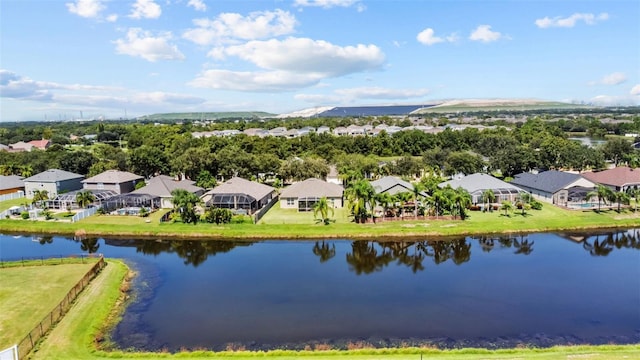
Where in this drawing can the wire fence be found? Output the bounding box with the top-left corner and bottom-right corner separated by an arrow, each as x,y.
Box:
12,256 -> 106,359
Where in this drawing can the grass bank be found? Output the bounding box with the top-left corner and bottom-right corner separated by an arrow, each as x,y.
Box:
0,260 -> 96,349
0,203 -> 638,240
29,260 -> 640,359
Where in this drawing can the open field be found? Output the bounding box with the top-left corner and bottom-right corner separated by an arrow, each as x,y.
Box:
28,260 -> 640,360
259,201 -> 351,224
0,261 -> 96,349
0,199 -> 638,239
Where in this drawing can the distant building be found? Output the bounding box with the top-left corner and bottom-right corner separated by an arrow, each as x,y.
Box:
581,166 -> 640,192
438,173 -> 526,204
0,175 -> 25,195
201,177 -> 276,214
132,175 -> 205,208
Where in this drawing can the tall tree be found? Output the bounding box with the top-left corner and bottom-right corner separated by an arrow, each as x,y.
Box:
586,184 -> 615,211
344,179 -> 376,223
313,197 -> 334,225
75,190 -> 95,209
481,189 -> 495,212
171,189 -> 202,224
450,187 -> 472,220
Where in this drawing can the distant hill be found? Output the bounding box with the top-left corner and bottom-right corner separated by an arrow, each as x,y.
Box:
139,112 -> 275,121
413,99 -> 593,113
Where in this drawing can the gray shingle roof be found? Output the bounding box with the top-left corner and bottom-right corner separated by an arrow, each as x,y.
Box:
511,170 -> 583,193
132,175 -> 203,197
0,175 -> 25,190
204,177 -> 275,201
370,176 -> 414,193
280,178 -> 344,198
439,173 -> 523,193
82,170 -> 143,184
24,169 -> 84,183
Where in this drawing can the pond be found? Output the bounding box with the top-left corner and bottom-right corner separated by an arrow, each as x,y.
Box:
0,230 -> 639,351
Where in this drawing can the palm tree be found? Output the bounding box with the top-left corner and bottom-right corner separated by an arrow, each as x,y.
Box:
32,190 -> 49,208
586,184 -> 615,211
427,188 -> 449,218
411,182 -> 426,217
613,191 -> 630,212
171,189 -> 202,224
344,179 -> 376,223
500,200 -> 514,216
313,197 -> 334,225
629,188 -> 640,212
76,190 -> 95,209
375,192 -> 395,219
450,187 -> 472,220
395,191 -> 413,218
517,192 -> 533,215
481,189 -> 495,212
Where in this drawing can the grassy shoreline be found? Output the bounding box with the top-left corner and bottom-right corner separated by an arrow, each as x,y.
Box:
1,205 -> 639,240
28,260 -> 640,359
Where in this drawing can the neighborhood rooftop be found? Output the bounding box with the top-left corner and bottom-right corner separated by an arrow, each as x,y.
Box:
280,178 -> 344,199
205,177 -> 275,201
23,169 -> 84,183
511,171 -> 585,194
82,170 -> 144,184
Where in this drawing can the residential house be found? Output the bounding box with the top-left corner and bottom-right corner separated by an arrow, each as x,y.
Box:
23,169 -> 84,199
581,166 -> 640,192
510,170 -> 596,206
82,170 -> 144,195
8,141 -> 34,152
132,175 -> 205,208
316,126 -> 331,134
28,139 -> 50,150
269,127 -> 288,137
201,177 -> 276,214
0,144 -> 9,151
326,166 -> 341,185
0,175 -> 25,195
438,173 -> 527,205
280,178 -> 344,211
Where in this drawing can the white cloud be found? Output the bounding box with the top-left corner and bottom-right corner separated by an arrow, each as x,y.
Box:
293,0 -> 363,10
183,9 -> 297,45
0,70 -> 205,117
601,72 -> 627,85
66,0 -> 105,18
469,25 -> 505,43
189,69 -> 324,91
129,0 -> 161,19
535,12 -> 609,28
106,14 -> 118,22
187,0 -> 207,12
220,37 -> 385,76
630,84 -> 640,96
192,37 -> 385,92
113,28 -> 185,62
589,72 -> 628,86
416,28 -> 458,46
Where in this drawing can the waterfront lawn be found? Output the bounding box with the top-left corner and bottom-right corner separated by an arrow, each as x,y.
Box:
31,260 -> 640,360
0,197 -> 27,212
0,201 -> 638,239
259,201 -> 351,224
0,262 -> 95,349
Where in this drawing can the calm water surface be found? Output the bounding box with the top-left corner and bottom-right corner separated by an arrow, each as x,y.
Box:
1,230 -> 639,350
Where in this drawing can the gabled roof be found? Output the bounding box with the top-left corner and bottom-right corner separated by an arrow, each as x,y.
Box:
9,141 -> 34,151
370,176 -> 414,193
511,170 -> 585,193
439,173 -> 524,193
0,175 -> 25,190
24,169 -> 84,183
28,139 -> 50,149
280,178 -> 344,198
82,170 -> 143,184
581,166 -> 640,188
132,175 -> 203,197
205,177 -> 275,200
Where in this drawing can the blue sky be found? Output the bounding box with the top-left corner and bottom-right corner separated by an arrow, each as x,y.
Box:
1,0 -> 639,121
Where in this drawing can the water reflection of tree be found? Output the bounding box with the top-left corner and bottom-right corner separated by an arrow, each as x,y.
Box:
80,238 -> 100,253
312,241 -> 336,263
513,236 -> 534,255
103,239 -> 253,267
38,235 -> 53,245
345,238 -> 471,275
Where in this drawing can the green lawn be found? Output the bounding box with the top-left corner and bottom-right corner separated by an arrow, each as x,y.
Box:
0,199 -> 638,239
0,197 -> 27,212
259,201 -> 351,224
0,261 -> 96,349
30,260 -> 640,360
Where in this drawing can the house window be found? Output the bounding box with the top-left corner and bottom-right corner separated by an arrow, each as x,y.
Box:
286,198 -> 294,206
97,183 -> 104,190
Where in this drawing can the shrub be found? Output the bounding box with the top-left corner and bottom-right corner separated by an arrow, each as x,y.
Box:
203,208 -> 233,224
231,214 -> 253,224
21,211 -> 29,219
531,200 -> 543,210
139,207 -> 149,217
469,205 -> 481,211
